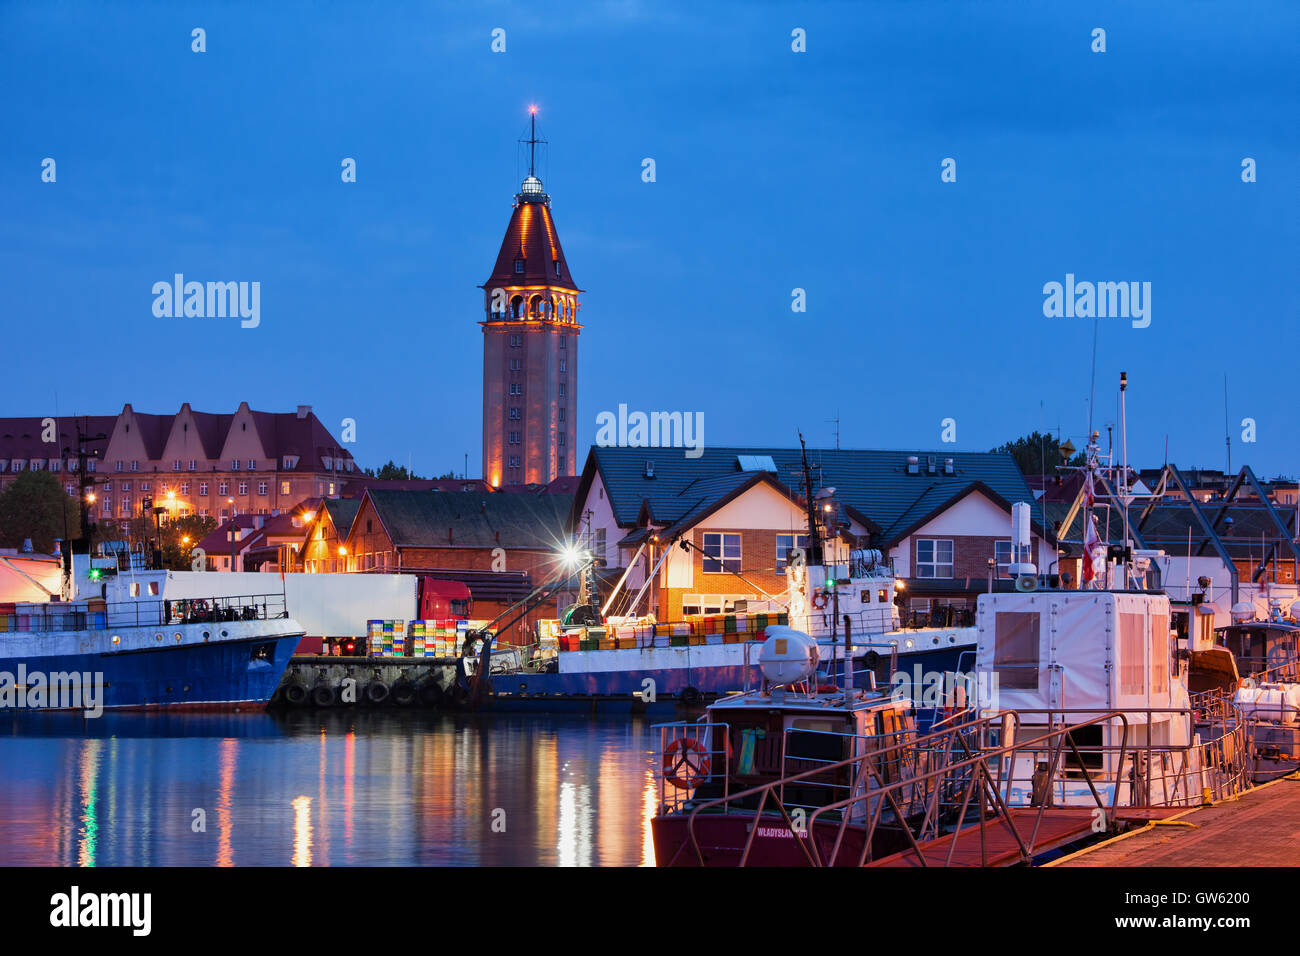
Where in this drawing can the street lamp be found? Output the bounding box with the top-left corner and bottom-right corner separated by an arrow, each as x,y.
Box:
227,497 -> 236,571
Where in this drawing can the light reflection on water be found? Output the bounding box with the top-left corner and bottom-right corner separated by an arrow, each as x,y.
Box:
0,710 -> 659,867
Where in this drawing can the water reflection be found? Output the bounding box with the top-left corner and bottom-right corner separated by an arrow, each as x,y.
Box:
0,711 -> 659,866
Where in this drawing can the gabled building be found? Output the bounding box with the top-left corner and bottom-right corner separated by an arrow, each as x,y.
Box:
571,446 -> 1052,622
0,403 -> 354,523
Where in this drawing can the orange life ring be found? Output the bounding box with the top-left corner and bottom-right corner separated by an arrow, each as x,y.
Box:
663,737 -> 711,789
812,590 -> 829,610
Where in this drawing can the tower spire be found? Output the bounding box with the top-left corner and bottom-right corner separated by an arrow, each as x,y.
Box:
517,105 -> 548,202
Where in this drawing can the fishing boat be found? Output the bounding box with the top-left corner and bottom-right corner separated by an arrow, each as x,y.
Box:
481,440 -> 976,710
0,546 -> 303,712
649,624 -> 935,865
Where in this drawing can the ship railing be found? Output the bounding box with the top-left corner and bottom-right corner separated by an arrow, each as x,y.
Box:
680,705 -> 1256,865
984,708 -> 1254,811
677,710 -> 1027,867
654,721 -> 732,816
8,594 -> 289,633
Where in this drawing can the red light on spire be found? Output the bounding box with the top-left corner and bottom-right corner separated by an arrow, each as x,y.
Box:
529,104 -> 538,114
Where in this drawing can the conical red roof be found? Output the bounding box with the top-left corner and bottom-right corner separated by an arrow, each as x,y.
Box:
482,186 -> 579,292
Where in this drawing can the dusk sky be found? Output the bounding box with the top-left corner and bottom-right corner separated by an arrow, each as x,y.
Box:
3,1 -> 1296,478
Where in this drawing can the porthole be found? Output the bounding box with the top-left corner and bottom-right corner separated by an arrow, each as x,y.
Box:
155,633 -> 164,642
174,633 -> 183,643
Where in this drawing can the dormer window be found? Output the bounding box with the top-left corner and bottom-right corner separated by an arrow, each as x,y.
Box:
513,258 -> 525,275
553,259 -> 562,277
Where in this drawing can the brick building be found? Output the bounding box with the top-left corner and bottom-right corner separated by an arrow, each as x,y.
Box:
300,489 -> 576,641
0,403 -> 354,523
479,113 -> 581,488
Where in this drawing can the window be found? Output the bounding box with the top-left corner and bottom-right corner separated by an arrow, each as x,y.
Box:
231,460 -> 240,470
1151,612 -> 1171,692
248,460 -> 256,470
559,334 -> 566,349
588,527 -> 606,563
510,334 -> 522,348
994,541 -> 1012,578
86,460 -> 95,472
199,482 -> 208,496
993,611 -> 1039,690
11,461 -> 23,473
559,359 -> 567,373
509,408 -> 521,420
558,408 -> 565,422
508,455 -> 520,468
702,532 -> 741,573
280,481 -> 290,495
776,533 -> 810,573
238,482 -> 248,495
130,460 -> 138,472
49,460 -> 59,473
219,481 -> 228,495
258,481 -> 267,495
509,359 -> 521,371
508,431 -> 520,445
140,481 -> 150,491
188,460 -> 196,471
509,383 -> 522,396
554,260 -> 562,278
104,481 -> 112,491
915,539 -> 954,578
173,459 -> 182,470
559,384 -> 566,399
513,258 -> 524,274
121,481 -> 130,492
179,482 -> 189,495
558,433 -> 565,446
115,461 -> 123,472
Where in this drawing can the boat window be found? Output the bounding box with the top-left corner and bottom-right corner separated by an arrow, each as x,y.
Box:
993,612 -> 1039,690
1119,612 -> 1146,695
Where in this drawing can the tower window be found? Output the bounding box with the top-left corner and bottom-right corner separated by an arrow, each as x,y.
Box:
559,359 -> 567,373
553,259 -> 562,277
509,359 -> 521,371
509,408 -> 521,420
514,258 -> 524,274
559,384 -> 566,398
510,334 -> 522,347
558,408 -> 565,422
559,335 -> 566,349
509,383 -> 522,396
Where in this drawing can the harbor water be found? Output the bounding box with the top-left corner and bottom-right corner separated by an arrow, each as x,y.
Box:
0,712 -> 660,866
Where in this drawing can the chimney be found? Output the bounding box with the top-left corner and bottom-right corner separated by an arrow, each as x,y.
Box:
296,405 -> 311,419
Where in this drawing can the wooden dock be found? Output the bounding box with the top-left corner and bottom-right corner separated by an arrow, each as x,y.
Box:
1049,774 -> 1300,867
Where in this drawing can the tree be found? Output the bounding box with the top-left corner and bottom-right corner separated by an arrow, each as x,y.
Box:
104,513 -> 218,571
0,470 -> 81,553
363,460 -> 426,481
991,431 -> 1086,477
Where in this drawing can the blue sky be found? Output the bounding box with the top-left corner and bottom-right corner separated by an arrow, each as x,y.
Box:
2,0 -> 1296,477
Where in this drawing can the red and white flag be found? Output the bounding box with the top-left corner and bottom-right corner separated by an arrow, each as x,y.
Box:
1083,468 -> 1096,509
1082,514 -> 1102,585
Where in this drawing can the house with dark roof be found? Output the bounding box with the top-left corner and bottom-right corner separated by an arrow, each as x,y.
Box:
299,498 -> 362,574
571,445 -> 1051,620
0,403 -> 355,525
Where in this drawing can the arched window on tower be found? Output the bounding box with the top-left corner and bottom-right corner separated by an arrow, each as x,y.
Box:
529,294 -> 543,317
510,295 -> 524,318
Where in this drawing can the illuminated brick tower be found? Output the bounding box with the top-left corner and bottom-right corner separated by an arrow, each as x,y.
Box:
481,108 -> 581,487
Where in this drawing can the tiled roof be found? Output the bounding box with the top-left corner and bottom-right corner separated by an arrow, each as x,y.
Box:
322,498 -> 362,539
577,446 -> 1041,547
483,197 -> 579,292
364,490 -> 573,550
0,416 -> 117,461
339,477 -> 492,497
